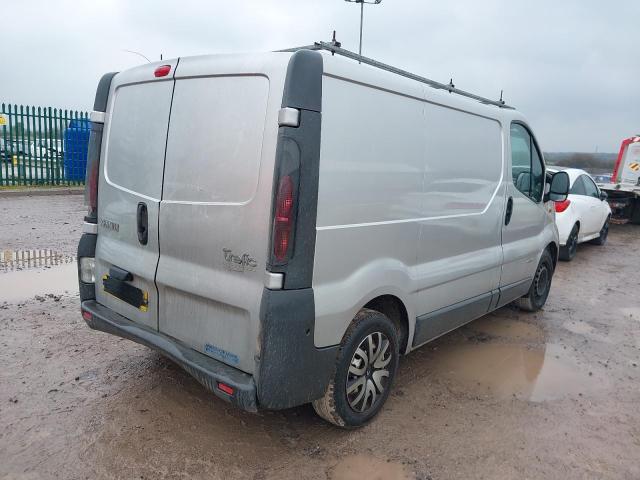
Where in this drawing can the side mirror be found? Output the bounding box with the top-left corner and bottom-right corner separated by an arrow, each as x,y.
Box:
599,190 -> 608,201
545,171 -> 569,202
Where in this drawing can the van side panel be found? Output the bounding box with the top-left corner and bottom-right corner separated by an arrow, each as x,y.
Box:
413,105 -> 504,324
313,71 -> 504,350
313,75 -> 423,348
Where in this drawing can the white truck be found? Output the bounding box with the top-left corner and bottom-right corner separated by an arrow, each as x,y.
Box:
596,136 -> 640,224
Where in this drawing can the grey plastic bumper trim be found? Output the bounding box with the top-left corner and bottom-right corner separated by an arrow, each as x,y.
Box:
81,300 -> 258,412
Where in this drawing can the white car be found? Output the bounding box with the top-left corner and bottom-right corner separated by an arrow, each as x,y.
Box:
549,168 -> 611,261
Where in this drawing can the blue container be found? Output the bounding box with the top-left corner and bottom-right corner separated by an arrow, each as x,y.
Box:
63,118 -> 91,182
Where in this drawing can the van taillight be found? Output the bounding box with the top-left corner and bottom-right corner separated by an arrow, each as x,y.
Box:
85,117 -> 104,222
87,159 -> 99,218
555,199 -> 571,213
273,175 -> 294,261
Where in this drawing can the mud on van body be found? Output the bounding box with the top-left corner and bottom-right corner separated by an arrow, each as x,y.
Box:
78,48 -> 569,427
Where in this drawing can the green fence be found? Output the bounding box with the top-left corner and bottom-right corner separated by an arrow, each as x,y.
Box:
0,103 -> 90,187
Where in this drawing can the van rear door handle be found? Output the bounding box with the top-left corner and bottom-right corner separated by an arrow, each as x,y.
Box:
136,202 -> 148,245
505,196 -> 514,226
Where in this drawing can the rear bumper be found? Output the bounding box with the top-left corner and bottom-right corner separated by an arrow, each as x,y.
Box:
81,300 -> 258,412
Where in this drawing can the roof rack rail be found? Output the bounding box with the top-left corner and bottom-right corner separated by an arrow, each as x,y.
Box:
279,40 -> 514,110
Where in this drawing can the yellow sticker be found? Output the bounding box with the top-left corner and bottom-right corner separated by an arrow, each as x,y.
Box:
0,115 -> 7,126
140,291 -> 149,312
630,162 -> 640,172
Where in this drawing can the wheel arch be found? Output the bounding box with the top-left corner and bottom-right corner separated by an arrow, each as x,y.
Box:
362,295 -> 410,354
545,241 -> 558,269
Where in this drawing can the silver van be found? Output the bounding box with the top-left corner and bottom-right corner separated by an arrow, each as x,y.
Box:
77,43 -> 570,427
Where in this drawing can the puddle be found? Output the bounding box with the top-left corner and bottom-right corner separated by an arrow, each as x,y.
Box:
1,249 -> 74,271
430,343 -> 601,402
331,455 -> 410,480
0,249 -> 78,302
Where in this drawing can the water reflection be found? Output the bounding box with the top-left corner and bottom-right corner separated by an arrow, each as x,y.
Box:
427,317 -> 605,401
0,249 -> 74,272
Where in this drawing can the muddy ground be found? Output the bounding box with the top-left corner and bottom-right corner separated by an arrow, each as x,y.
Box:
0,194 -> 639,479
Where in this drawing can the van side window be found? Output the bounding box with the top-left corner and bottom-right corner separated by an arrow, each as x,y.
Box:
510,124 -> 544,202
531,144 -> 544,201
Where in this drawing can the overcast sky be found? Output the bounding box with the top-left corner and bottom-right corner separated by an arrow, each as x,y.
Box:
1,0 -> 637,152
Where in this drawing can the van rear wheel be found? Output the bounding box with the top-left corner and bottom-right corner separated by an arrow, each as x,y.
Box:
312,309 -> 399,428
514,249 -> 554,312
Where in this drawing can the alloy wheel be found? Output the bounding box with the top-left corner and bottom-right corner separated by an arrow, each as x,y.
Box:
346,331 -> 392,413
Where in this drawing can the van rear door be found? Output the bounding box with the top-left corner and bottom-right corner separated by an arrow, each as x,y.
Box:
94,62 -> 177,330
155,57 -> 276,375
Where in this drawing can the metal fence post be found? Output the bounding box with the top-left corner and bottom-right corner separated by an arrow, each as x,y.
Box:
8,104 -> 16,185
37,107 -> 44,183
0,103 -> 5,186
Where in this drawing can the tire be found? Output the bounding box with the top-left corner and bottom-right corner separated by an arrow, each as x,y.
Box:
312,309 -> 399,428
589,217 -> 609,246
559,224 -> 579,261
514,249 -> 555,312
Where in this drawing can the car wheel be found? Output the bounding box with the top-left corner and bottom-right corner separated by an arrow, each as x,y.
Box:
589,217 -> 609,246
559,224 -> 579,261
515,249 -> 554,312
312,309 -> 399,428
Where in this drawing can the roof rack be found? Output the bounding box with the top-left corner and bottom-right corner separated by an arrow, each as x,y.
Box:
279,40 -> 514,110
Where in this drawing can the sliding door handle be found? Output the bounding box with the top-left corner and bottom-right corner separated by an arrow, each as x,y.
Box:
136,202 -> 148,245
505,197 -> 514,226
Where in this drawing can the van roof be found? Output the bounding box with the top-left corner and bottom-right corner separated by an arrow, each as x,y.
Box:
123,46 -> 527,127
